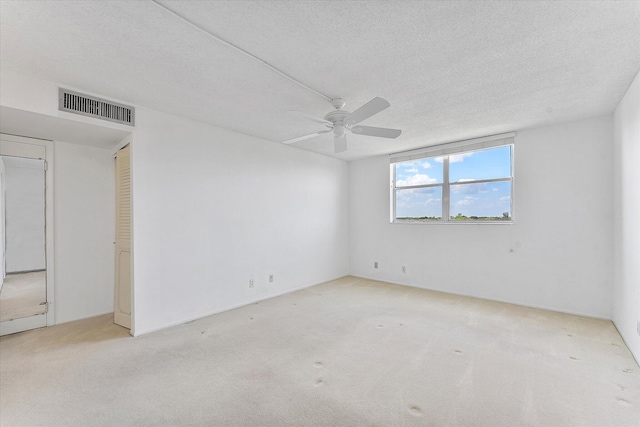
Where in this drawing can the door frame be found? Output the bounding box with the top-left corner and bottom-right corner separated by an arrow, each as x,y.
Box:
0,133 -> 55,334
113,141 -> 132,331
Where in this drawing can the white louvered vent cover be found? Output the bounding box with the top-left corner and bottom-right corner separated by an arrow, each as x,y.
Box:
59,88 -> 135,126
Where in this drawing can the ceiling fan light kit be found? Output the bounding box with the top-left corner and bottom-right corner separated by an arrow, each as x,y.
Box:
284,97 -> 402,153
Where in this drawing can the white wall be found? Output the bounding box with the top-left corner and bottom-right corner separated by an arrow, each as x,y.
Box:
0,157 -> 4,288
0,70 -> 349,334
131,108 -> 350,335
54,141 -> 115,323
1,70 -> 625,346
350,115 -> 614,318
3,157 -> 45,272
613,70 -> 640,363
0,70 -> 131,136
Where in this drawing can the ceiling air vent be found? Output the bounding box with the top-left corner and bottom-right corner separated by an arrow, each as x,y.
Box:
59,88 -> 135,126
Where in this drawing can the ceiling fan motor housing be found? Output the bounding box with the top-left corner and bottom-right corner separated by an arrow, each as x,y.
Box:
282,96 -> 400,152
324,110 -> 350,127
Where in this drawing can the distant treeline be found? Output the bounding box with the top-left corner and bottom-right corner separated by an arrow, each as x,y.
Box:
397,212 -> 511,222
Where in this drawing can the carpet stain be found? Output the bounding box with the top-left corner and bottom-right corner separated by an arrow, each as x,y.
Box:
408,405 -> 423,417
622,368 -> 633,373
616,397 -> 630,406
377,325 -> 383,328
314,362 -> 323,368
315,378 -> 324,386
566,333 -> 574,337
569,356 -> 578,361
454,349 -> 463,355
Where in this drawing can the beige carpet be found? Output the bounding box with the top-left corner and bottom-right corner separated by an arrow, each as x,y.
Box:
0,276 -> 638,426
0,271 -> 46,322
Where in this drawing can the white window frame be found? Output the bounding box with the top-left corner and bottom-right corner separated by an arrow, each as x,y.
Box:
390,132 -> 515,224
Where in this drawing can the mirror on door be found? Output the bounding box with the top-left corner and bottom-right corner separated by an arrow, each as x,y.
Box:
0,155 -> 47,324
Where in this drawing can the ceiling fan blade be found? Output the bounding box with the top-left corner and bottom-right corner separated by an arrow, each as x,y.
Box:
351,125 -> 402,139
286,110 -> 333,126
283,130 -> 331,145
344,97 -> 390,125
334,133 -> 347,153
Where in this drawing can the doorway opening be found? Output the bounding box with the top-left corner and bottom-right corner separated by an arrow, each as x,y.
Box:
0,135 -> 53,335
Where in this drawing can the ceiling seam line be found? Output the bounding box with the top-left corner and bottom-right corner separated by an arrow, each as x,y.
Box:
150,0 -> 332,103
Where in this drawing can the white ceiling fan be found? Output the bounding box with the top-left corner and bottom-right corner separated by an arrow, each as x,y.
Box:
283,97 -> 402,153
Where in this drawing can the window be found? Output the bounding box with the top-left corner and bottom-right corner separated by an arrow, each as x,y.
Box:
391,134 -> 514,223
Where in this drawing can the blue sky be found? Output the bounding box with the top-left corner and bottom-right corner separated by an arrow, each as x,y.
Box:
395,146 -> 512,219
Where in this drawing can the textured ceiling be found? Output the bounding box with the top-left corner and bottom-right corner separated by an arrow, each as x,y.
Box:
1,1 -> 638,161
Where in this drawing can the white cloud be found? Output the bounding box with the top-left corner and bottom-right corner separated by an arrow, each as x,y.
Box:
456,178 -> 475,183
397,187 -> 438,200
396,194 -> 441,216
455,196 -> 478,206
451,183 -> 487,194
399,160 -> 431,170
397,174 -> 437,187
435,153 -> 473,163
450,153 -> 474,163
425,197 -> 441,205
396,192 -> 412,203
499,196 -> 511,202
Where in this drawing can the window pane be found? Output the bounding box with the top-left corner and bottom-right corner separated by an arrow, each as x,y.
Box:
395,187 -> 442,220
395,157 -> 443,187
449,145 -> 512,183
449,181 -> 512,221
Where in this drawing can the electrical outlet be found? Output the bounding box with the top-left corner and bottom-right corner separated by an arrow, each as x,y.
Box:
269,274 -> 274,283
402,266 -> 406,273
249,279 -> 254,288
374,262 -> 378,269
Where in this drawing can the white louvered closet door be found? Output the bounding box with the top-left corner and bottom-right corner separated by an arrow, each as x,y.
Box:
114,145 -> 131,329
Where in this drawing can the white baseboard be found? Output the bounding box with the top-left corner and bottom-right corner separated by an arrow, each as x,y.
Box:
351,274 -> 612,321
132,277 -> 344,337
